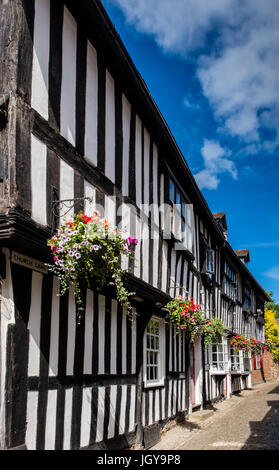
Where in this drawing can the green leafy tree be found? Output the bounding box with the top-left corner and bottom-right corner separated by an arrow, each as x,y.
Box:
265,291 -> 279,319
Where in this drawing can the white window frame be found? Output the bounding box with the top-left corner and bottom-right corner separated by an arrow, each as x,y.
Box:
209,338 -> 228,374
230,347 -> 244,373
243,354 -> 252,372
143,316 -> 165,388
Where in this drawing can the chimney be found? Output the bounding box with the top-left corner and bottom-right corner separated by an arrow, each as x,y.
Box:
235,249 -> 250,266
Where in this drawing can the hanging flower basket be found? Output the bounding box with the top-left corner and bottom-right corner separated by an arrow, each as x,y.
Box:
203,318 -> 228,348
163,295 -> 227,346
47,211 -> 138,321
231,335 -> 275,356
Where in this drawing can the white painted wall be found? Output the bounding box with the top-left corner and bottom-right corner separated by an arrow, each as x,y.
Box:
31,134 -> 47,226
84,42 -> 98,166
31,0 -> 50,120
105,70 -> 115,183
59,159 -> 74,222
61,6 -> 77,146
122,94 -> 131,197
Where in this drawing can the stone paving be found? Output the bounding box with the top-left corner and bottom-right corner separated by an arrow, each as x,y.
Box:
151,379 -> 279,450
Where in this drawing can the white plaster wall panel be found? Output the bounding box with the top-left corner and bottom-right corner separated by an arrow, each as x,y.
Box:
49,276 -> 60,377
153,144 -> 159,225
143,128 -> 150,214
105,194 -> 116,227
176,255 -> 182,292
152,232 -> 159,288
96,387 -> 105,442
131,309 -> 137,374
129,385 -> 136,432
61,6 -> 77,146
119,203 -> 131,271
119,385 -> 127,434
63,388 -> 73,449
26,391 -> 39,450
133,215 -> 141,278
122,94 -> 131,197
148,390 -> 152,425
28,271 -> 43,376
44,390 -> 57,450
31,0 -> 50,120
83,289 -> 94,374
154,389 -> 160,423
98,295 -> 106,375
66,286 -> 76,376
84,42 -> 98,166
31,134 -> 47,226
141,391 -> 145,427
107,385 -> 117,439
169,325 -> 173,372
173,329 -> 177,371
80,387 -> 92,448
60,159 -> 74,222
122,307 -> 127,374
170,249 -> 176,297
161,389 -> 166,420
84,180 -> 96,215
0,249 -> 15,449
142,221 -> 149,283
110,299 -> 118,375
135,115 -> 142,207
168,380 -> 172,417
161,241 -> 168,294
105,70 -> 115,183
183,260 -> 188,296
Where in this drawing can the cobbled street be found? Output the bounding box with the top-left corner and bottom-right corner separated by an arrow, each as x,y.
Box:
152,380 -> 279,450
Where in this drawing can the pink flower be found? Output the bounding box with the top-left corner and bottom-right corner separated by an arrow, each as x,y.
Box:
54,256 -> 58,262
180,326 -> 185,329
191,318 -> 195,322
186,313 -> 190,318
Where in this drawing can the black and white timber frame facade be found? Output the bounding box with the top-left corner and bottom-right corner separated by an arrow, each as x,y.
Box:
0,0 -> 268,450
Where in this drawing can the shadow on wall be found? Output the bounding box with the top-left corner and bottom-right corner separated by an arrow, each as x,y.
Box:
241,385 -> 279,450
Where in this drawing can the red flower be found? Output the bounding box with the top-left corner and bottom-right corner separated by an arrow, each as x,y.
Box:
80,214 -> 92,224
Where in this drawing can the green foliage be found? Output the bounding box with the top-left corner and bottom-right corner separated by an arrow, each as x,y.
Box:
164,295 -> 227,346
265,308 -> 279,361
265,291 -> 279,319
203,318 -> 228,348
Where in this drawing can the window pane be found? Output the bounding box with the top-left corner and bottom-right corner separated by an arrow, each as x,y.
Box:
169,179 -> 174,203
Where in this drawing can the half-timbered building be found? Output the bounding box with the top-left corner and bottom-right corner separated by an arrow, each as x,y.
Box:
0,0 -> 268,450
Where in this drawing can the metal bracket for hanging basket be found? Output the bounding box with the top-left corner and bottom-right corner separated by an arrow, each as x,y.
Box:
50,186 -> 93,233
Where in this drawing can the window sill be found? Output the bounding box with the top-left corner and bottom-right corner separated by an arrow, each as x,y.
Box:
210,371 -> 227,376
143,381 -> 165,391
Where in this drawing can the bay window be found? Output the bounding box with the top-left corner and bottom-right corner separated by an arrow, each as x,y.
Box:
168,177 -> 194,252
210,340 -> 228,373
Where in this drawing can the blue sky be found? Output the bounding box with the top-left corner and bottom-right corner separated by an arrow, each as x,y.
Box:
102,0 -> 279,303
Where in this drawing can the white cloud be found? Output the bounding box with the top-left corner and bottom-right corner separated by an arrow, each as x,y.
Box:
111,0 -> 279,152
110,0 -> 235,55
264,266 -> 279,280
194,139 -> 237,189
